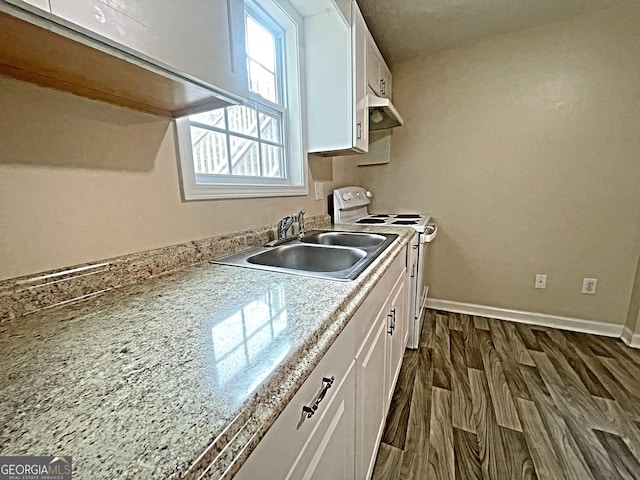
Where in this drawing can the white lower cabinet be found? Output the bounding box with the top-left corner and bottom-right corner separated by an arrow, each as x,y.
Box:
287,362 -> 356,480
385,273 -> 407,408
235,247 -> 408,480
235,318 -> 356,480
355,310 -> 388,480
355,258 -> 407,479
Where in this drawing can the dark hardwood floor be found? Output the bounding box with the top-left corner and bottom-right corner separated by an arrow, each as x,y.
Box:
372,310 -> 640,480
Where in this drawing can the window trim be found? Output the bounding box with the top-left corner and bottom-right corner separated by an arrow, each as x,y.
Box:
175,0 -> 307,201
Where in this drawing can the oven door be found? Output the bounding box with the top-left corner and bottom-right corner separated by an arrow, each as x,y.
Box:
406,231 -> 420,349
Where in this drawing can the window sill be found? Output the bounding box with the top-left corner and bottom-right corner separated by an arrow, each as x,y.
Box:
180,182 -> 308,201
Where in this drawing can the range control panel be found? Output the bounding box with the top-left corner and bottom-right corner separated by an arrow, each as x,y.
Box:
332,186 -> 372,210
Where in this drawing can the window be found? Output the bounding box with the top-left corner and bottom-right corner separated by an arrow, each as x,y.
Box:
176,0 -> 306,200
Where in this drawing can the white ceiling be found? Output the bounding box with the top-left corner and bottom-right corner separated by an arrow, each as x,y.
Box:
356,0 -> 632,65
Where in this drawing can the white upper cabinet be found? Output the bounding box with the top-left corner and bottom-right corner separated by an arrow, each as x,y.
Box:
14,0 -> 49,11
352,2 -> 369,151
301,0 -> 368,155
0,0 -> 249,116
366,30 -> 392,99
379,58 -> 392,99
366,36 -> 379,94
48,0 -> 249,100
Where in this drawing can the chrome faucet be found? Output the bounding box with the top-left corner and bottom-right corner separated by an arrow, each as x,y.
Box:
277,215 -> 296,240
267,209 -> 307,247
297,209 -> 306,238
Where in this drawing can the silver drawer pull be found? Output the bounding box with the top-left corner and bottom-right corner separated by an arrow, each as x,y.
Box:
303,376 -> 335,419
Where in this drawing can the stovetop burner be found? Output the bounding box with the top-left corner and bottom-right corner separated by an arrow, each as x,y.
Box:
393,220 -> 419,225
332,186 -> 431,233
356,218 -> 386,224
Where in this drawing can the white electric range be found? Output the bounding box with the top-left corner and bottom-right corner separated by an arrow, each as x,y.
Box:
332,186 -> 437,349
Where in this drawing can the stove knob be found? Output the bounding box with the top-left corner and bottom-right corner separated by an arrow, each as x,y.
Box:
365,190 -> 373,198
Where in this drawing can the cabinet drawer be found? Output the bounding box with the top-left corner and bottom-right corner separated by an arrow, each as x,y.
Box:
235,320 -> 355,480
286,362 -> 355,480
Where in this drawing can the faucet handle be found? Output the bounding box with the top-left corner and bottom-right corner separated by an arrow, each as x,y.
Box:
297,209 -> 306,238
278,215 -> 295,240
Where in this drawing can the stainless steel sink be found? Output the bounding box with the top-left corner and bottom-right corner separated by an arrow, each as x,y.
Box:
299,231 -> 387,248
212,230 -> 398,281
248,244 -> 366,272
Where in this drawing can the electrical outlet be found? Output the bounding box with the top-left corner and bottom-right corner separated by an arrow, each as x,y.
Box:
314,182 -> 324,200
535,274 -> 547,289
582,278 -> 598,295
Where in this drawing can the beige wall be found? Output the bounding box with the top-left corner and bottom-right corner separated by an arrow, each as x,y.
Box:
356,4 -> 640,325
0,78 -> 355,280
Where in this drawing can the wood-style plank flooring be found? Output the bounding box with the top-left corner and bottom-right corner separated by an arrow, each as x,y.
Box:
372,310 -> 640,480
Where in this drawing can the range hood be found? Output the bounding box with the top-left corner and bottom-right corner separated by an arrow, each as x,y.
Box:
368,93 -> 404,131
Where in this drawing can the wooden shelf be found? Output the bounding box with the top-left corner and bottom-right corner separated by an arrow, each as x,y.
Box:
0,4 -> 239,118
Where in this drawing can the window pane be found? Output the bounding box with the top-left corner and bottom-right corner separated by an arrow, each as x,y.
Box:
189,109 -> 225,129
259,110 -> 281,143
261,144 -> 284,178
248,59 -> 277,103
190,127 -> 229,175
227,105 -> 258,137
230,136 -> 261,176
246,15 -> 276,72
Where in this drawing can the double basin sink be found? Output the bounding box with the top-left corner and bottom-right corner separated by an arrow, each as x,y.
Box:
213,230 -> 398,281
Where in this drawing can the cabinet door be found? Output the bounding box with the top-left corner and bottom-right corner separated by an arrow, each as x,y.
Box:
379,58 -> 392,99
304,4 -> 352,154
406,236 -> 419,348
13,0 -> 50,11
355,308 -> 388,480
386,273 -> 407,406
49,0 -> 248,99
49,0 -> 156,53
287,362 -> 356,480
351,0 -> 368,151
235,320 -> 355,480
156,0 -> 249,97
366,33 -> 380,95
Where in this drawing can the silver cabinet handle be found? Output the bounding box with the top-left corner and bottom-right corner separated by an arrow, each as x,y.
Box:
356,122 -> 362,140
387,309 -> 396,335
302,376 -> 335,419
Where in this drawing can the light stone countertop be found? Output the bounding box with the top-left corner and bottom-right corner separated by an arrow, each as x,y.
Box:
0,225 -> 415,479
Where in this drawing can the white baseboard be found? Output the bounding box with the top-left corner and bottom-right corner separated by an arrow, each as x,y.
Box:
621,326 -> 640,349
426,298 -> 625,338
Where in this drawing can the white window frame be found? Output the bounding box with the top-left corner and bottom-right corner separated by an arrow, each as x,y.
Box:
176,0 -> 307,200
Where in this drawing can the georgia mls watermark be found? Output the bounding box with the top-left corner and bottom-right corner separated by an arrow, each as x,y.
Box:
0,456 -> 72,480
